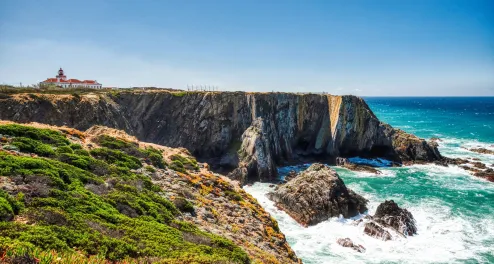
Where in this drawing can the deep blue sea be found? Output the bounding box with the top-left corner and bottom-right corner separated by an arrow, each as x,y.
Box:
245,97 -> 494,264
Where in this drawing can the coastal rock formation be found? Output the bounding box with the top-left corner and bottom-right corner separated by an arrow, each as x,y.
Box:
267,163 -> 368,226
374,200 -> 417,236
0,91 -> 443,184
363,221 -> 393,241
363,200 -> 417,240
336,238 -> 366,253
228,118 -> 277,183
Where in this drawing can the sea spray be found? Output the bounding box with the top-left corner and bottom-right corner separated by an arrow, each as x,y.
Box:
245,162 -> 494,263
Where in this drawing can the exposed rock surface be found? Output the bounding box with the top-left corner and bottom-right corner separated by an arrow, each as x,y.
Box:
363,200 -> 417,240
0,91 -> 443,184
469,148 -> 494,155
363,221 -> 393,241
228,118 -> 277,183
267,163 -> 368,226
336,238 -> 366,253
374,200 -> 417,236
336,157 -> 382,174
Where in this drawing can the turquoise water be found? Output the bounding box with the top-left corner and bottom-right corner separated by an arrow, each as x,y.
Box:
245,97 -> 494,264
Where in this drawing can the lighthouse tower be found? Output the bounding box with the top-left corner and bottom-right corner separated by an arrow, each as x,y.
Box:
56,68 -> 67,82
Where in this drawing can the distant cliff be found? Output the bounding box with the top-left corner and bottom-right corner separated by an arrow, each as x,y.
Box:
0,90 -> 442,183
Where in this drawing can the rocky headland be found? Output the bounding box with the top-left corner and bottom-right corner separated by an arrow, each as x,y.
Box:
0,90 -> 443,185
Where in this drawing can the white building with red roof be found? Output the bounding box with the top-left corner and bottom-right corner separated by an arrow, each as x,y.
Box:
40,68 -> 102,89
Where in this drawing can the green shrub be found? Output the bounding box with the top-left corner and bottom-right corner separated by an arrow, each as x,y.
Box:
11,137 -> 56,157
173,197 -> 195,214
90,148 -> 141,170
56,146 -> 74,154
224,191 -> 243,202
74,149 -> 90,156
143,148 -> 167,169
172,91 -> 187,97
170,154 -> 199,171
69,143 -> 83,150
0,197 -> 14,221
95,135 -> 135,150
0,124 -> 70,146
145,166 -> 156,173
170,160 -> 186,174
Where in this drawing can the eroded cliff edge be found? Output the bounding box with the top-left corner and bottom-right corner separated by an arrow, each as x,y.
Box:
0,91 -> 442,183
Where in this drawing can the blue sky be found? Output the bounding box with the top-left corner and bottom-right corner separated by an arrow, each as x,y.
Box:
1,0 -> 493,96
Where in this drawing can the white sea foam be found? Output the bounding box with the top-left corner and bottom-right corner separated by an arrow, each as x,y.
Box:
244,138 -> 494,264
245,180 -> 494,264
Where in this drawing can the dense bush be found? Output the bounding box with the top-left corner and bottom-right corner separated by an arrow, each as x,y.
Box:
0,124 -> 70,146
0,125 -> 249,263
90,148 -> 142,170
95,135 -> 167,169
170,160 -> 187,174
11,137 -> 56,157
170,154 -> 199,171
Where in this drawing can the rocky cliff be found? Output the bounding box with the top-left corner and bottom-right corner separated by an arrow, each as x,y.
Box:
0,121 -> 299,263
0,90 -> 442,183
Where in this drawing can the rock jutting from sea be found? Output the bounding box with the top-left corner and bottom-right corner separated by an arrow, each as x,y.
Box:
0,90 -> 443,184
267,163 -> 368,226
362,200 -> 417,241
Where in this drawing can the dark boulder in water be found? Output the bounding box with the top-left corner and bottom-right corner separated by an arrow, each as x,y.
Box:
374,200 -> 417,236
336,238 -> 366,253
267,163 -> 368,226
363,221 -> 392,241
364,200 -> 417,240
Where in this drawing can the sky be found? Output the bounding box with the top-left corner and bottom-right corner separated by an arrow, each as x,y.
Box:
0,0 -> 493,96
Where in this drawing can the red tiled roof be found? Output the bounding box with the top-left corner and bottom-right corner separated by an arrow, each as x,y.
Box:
42,75 -> 100,85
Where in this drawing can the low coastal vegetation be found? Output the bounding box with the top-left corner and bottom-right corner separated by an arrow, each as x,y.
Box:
0,124 -> 249,263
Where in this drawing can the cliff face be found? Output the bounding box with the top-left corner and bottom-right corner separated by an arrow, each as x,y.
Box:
0,91 -> 442,183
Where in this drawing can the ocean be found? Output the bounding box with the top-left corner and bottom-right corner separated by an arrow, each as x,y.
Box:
244,97 -> 494,264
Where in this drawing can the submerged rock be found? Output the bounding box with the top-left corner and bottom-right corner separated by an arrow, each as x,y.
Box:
469,148 -> 494,155
267,163 -> 368,226
336,238 -> 366,253
473,168 -> 494,182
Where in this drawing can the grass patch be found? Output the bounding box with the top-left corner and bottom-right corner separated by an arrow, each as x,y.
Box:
170,154 -> 199,171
